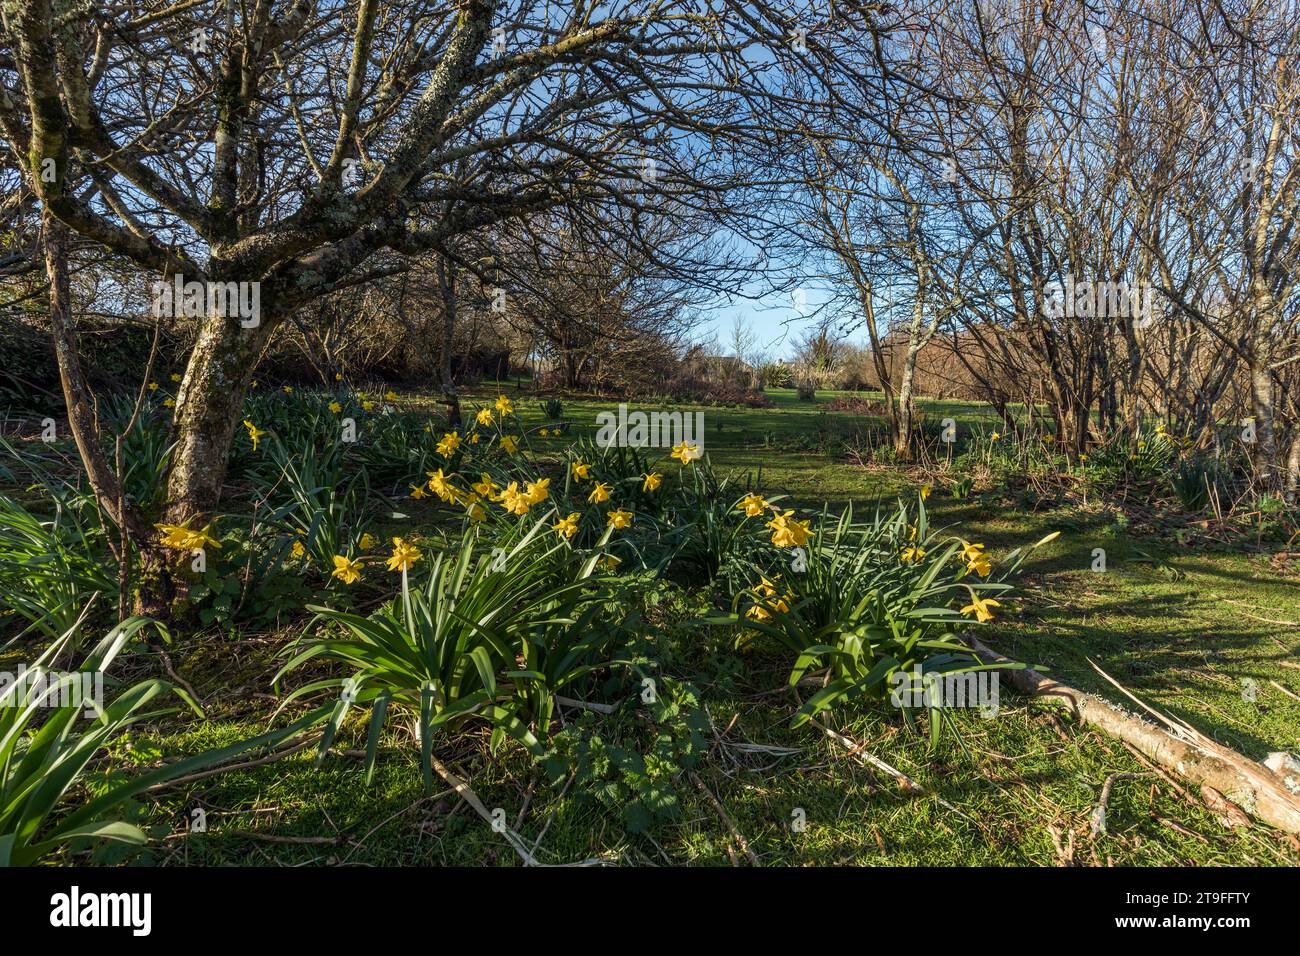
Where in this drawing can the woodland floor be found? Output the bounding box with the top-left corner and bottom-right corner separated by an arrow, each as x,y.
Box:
8,386 -> 1299,866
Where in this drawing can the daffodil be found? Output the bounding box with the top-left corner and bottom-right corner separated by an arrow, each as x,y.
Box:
500,435 -> 519,454
163,398 -> 175,408
291,540 -> 306,559
467,501 -> 487,521
437,431 -> 461,456
524,477 -> 551,504
439,427 -> 463,450
642,472 -> 663,492
170,373 -> 181,382
386,537 -> 422,572
362,400 -> 375,412
473,473 -> 499,498
155,520 -> 222,552
766,510 -> 811,548
385,390 -> 398,402
359,532 -> 376,551
148,382 -> 159,392
553,512 -> 581,539
900,545 -> 926,563
588,482 -> 612,504
960,540 -> 991,576
328,401 -> 342,413
737,493 -> 768,517
331,555 -> 363,584
410,483 -> 428,500
243,419 -> 266,451
571,460 -> 592,481
671,440 -> 702,464
495,395 -> 514,416
920,484 -> 932,501
334,373 -> 343,381
607,508 -> 633,529
961,595 -> 1001,623
476,407 -> 494,426
990,431 -> 1000,441
496,481 -> 532,515
283,385 -> 293,394
538,428 -> 549,437
469,433 -> 479,444
425,468 -> 457,503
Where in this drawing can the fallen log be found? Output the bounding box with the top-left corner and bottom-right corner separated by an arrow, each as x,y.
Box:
968,638 -> 1300,835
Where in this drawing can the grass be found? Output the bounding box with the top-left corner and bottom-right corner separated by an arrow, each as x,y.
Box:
7,386 -> 1299,866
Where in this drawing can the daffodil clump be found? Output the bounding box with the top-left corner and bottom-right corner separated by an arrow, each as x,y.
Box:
723,501 -> 1059,739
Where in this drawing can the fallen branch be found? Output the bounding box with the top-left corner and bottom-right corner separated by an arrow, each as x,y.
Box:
969,638 -> 1300,835
427,753 -> 540,866
1091,772 -> 1141,836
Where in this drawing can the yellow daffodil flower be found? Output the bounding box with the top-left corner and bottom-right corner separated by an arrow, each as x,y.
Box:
437,431 -> 462,456
425,469 -> 457,503
495,395 -> 513,416
386,537 -> 422,572
155,520 -> 222,552
496,481 -> 532,515
477,408 -> 494,426
737,493 -> 768,517
607,508 -> 633,529
553,512 -> 581,539
500,435 -> 519,454
961,595 -> 1001,623
671,440 -> 702,464
571,460 -> 592,481
243,419 -> 266,451
766,510 -> 811,548
588,482 -> 612,504
524,478 -> 551,504
331,555 -> 363,584
642,472 -> 662,492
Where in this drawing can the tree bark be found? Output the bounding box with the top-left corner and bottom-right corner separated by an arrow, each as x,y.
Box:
165,306 -> 270,525
42,209 -> 168,615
